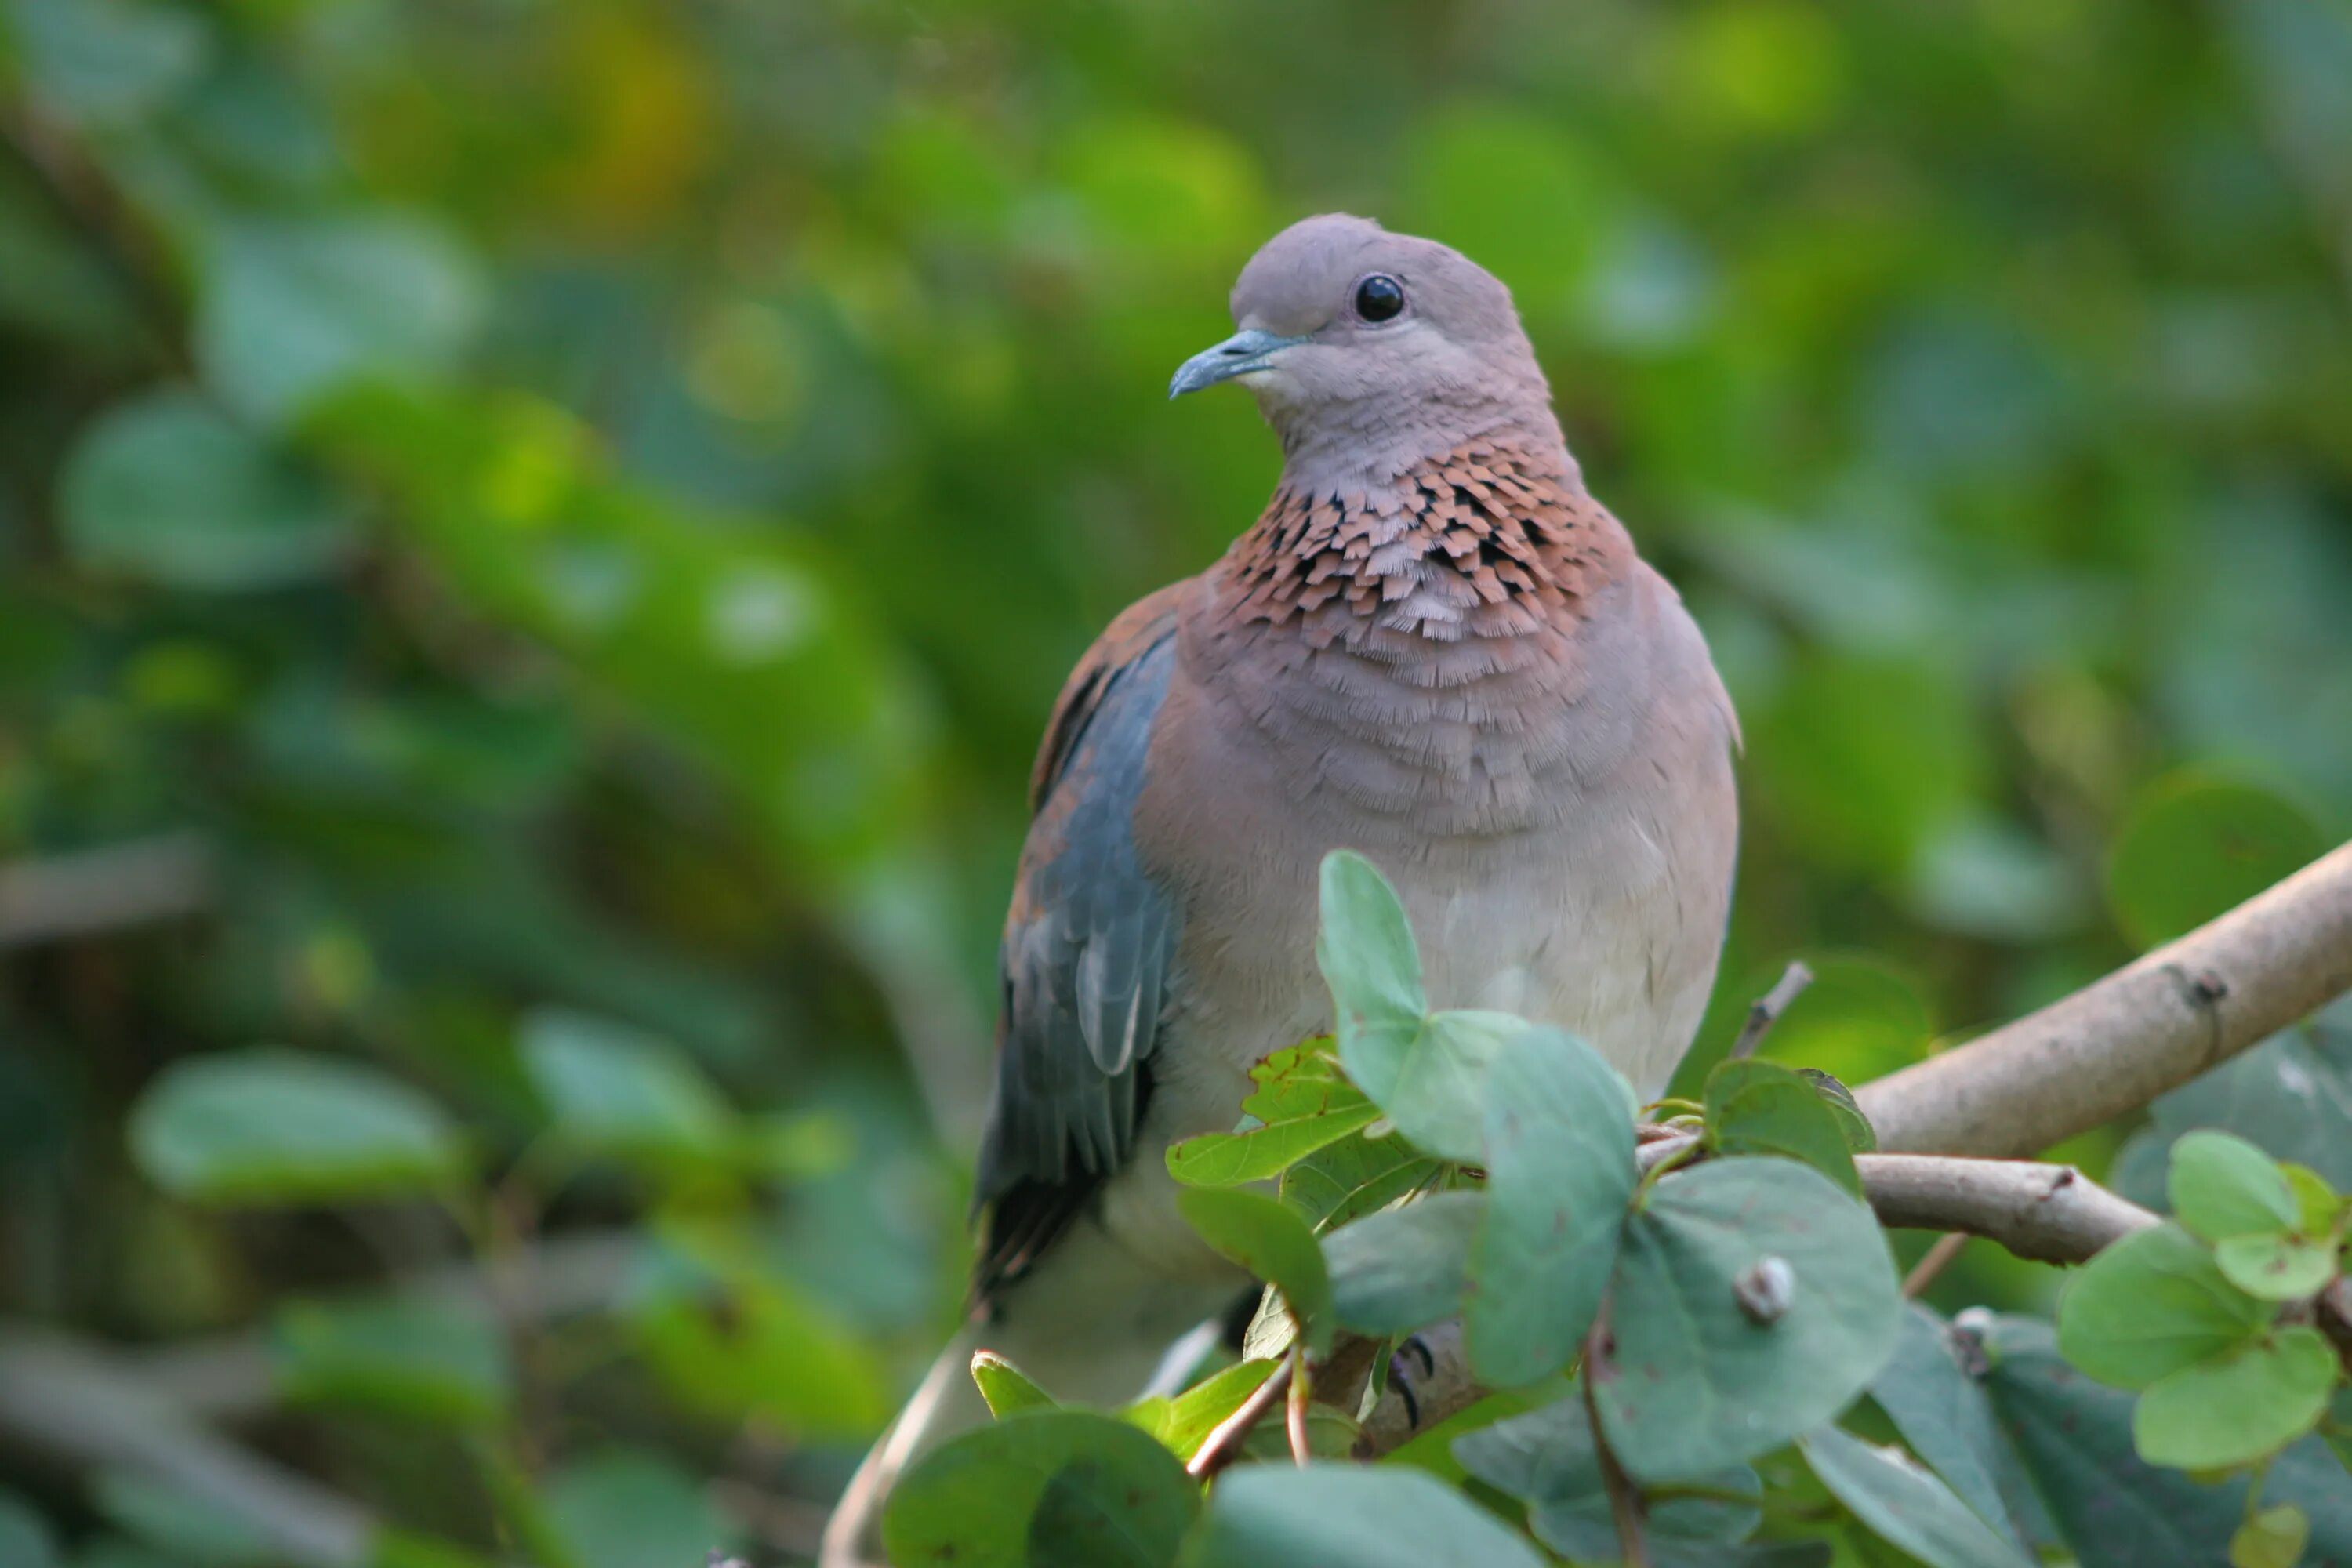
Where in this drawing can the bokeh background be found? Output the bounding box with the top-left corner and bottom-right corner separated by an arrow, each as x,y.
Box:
3,0 -> 2350,1563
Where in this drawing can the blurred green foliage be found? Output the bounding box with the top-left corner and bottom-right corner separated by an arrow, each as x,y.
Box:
1,0 -> 2348,1563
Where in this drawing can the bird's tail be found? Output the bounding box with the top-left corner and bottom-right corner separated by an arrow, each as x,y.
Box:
818,1321 -> 989,1568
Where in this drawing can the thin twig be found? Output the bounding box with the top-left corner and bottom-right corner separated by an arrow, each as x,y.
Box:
1728,960 -> 1815,1060
1285,1345 -> 1312,1466
1902,1232 -> 1970,1298
1582,1316 -> 1647,1568
1185,1358 -> 1292,1480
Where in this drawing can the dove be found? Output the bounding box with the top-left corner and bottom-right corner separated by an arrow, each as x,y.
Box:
822,213 -> 1738,1566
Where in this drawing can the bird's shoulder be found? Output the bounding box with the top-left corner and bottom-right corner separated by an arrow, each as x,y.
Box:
1026,577 -> 1199,813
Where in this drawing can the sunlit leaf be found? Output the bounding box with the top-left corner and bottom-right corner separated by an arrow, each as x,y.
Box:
129,1049 -> 465,1205
2055,1224 -> 2272,1390
2132,1326 -> 2336,1470
1177,1187 -> 1333,1355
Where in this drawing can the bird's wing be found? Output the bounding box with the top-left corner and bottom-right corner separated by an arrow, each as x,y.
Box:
972,582 -> 1190,1303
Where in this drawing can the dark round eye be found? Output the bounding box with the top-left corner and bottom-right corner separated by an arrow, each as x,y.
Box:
1353,274 -> 1406,323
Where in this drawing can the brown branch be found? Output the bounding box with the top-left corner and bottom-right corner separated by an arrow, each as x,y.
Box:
1728,960 -> 1815,1061
1857,840 -> 2352,1158
0,832 -> 213,949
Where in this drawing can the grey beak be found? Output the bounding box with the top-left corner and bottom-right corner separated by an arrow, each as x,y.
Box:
1168,328 -> 1310,399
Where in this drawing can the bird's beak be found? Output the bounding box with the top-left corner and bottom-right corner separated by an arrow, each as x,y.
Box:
1168,328 -> 1310,399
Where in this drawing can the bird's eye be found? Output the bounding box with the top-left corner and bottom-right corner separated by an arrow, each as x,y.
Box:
1353,274 -> 1406,323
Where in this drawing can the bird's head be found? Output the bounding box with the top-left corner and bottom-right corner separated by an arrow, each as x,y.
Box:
1170,213 -> 1562,482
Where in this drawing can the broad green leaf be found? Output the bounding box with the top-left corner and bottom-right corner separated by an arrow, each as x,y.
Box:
1314,852 -> 1518,1160
1177,1188 -> 1333,1355
1281,1128 -> 1442,1234
1315,850 -> 1426,1025
0,1490 -> 56,1568
2149,1020 -> 2352,1190
1798,1068 -> 1878,1152
1454,1392 -> 1763,1562
1798,1425 -> 2032,1568
971,1352 -> 1056,1418
2056,1224 -> 2274,1389
1704,1057 -> 1863,1196
2169,1130 -> 2299,1242
1154,1360 -> 1276,1461
1465,1028 -> 1637,1386
1323,1190 -> 1482,1335
273,1298 -> 508,1426
626,1223 -> 891,1438
885,1410 -> 1198,1568
2283,1163 -> 2347,1239
1175,1462 -> 1542,1568
2132,1326 -> 2336,1470
543,1450 -> 728,1568
5,0 -> 209,128
1867,1306 -> 2019,1544
1976,1312 -> 2352,1567
60,391 -> 353,590
2105,773 -> 2326,951
1595,1157 -> 1903,1480
1167,1050 -> 1379,1186
2215,1232 -> 2339,1301
129,1049 -> 465,1204
1356,1009 -> 1526,1163
520,1008 -> 738,1168
2234,1504 -> 2310,1568
197,214 -> 484,427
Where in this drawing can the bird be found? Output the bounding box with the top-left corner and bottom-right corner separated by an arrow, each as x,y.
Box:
820,212 -> 1739,1566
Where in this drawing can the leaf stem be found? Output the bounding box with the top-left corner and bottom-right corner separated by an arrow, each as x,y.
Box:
1285,1343 -> 1313,1465
1581,1317 -> 1648,1568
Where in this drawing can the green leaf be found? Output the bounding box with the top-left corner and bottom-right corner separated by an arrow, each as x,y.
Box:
1177,1187 -> 1334,1356
2233,1504 -> 2310,1568
1454,1392 -> 1765,1562
1867,1305 -> 2019,1544
2215,1232 -> 2339,1301
1975,1314 -> 2352,1567
971,1352 -> 1056,1418
2056,1224 -> 2274,1389
2282,1163 -> 2346,1239
1595,1157 -> 1903,1480
1316,851 -> 1427,1025
129,1048 -> 465,1205
1798,1068 -> 1878,1152
1323,1190 -> 1482,1335
2169,1130 -> 2301,1242
1153,1360 -> 1277,1462
1314,851 -> 1519,1160
0,1490 -> 57,1568
519,1008 -> 739,1169
1167,1048 -> 1380,1186
1175,1462 -> 1543,1568
60,390 -> 354,590
2147,1018 -> 2352,1191
886,1410 -> 1198,1568
1704,1057 -> 1864,1197
1281,1128 -> 1443,1234
5,0 -> 209,128
543,1450 -> 729,1568
272,1298 -> 508,1426
1465,1027 -> 1637,1386
2132,1326 -> 2337,1470
197,215 -> 484,427
2105,773 -> 2327,951
1798,1425 -> 2033,1568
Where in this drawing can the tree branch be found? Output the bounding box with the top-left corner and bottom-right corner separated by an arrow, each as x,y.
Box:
0,832 -> 213,949
1857,840 -> 2352,1158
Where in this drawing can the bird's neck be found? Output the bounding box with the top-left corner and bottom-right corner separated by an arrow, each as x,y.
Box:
1217,429 -> 1633,654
